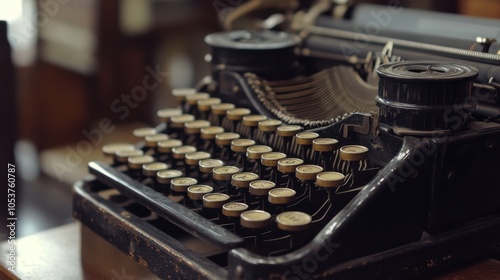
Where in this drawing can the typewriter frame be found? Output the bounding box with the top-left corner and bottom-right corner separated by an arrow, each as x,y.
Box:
74,110 -> 500,279
73,6 -> 500,275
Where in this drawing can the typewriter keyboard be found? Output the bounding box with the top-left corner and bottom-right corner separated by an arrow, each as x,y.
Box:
88,89 -> 380,258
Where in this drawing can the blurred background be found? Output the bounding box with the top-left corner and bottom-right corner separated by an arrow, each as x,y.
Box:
0,0 -> 499,241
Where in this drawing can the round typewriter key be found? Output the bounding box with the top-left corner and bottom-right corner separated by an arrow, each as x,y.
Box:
157,169 -> 183,184
185,151 -> 211,166
203,193 -> 230,209
222,202 -> 249,218
278,158 -> 304,173
231,172 -> 259,188
171,177 -> 198,192
231,139 -> 256,153
312,138 -> 339,152
258,119 -> 282,132
115,149 -> 144,163
240,210 -> 271,229
215,132 -> 240,146
170,114 -> 195,129
185,92 -> 210,105
242,115 -> 267,127
246,145 -> 273,160
316,172 -> 345,188
102,143 -> 135,156
187,185 -> 213,200
133,127 -> 156,138
261,152 -> 287,167
213,166 -> 241,180
276,211 -> 312,232
295,132 -> 319,145
145,133 -> 169,147
157,108 -> 182,122
226,108 -> 251,121
201,126 -> 225,140
211,103 -> 235,115
249,180 -> 275,196
158,139 -> 183,153
340,145 -> 369,161
268,188 -> 296,204
197,97 -> 221,111
142,162 -> 169,177
172,145 -> 197,159
277,125 -> 303,137
296,165 -> 324,180
128,155 -> 155,170
199,159 -> 224,173
185,120 -> 211,134
172,88 -> 196,101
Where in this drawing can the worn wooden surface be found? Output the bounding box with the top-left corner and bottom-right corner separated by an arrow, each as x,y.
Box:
434,257 -> 500,279
0,223 -> 84,280
0,223 -> 157,280
1,222 -> 499,279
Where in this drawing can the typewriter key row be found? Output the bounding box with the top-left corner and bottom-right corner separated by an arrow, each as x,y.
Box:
103,130 -> 364,196
99,88 -> 372,247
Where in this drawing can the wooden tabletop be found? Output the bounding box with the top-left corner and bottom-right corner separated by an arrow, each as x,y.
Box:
0,223 -> 157,280
1,223 -> 499,279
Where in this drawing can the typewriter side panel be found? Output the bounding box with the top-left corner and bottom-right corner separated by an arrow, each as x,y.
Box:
228,137 -> 433,279
428,124 -> 500,232
71,9 -> 500,278
227,125 -> 500,279
73,180 -> 227,280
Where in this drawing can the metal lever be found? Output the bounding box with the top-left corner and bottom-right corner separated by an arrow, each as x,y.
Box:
342,113 -> 379,138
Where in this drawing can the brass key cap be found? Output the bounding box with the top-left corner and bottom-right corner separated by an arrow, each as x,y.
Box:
242,115 -> 267,139
102,143 -> 135,157
295,132 -> 319,163
145,133 -> 169,148
157,107 -> 182,122
211,103 -> 235,126
339,145 -> 369,173
312,138 -> 339,171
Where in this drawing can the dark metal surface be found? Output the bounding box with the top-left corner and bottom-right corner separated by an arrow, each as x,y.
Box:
206,30 -> 300,80
88,161 -> 244,250
376,61 -> 478,133
76,134 -> 500,279
227,121 -> 500,279
73,13 -> 500,278
74,112 -> 500,279
73,181 -> 226,280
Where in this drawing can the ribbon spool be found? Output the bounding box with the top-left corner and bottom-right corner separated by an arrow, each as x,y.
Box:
205,30 -> 300,80
376,61 -> 478,136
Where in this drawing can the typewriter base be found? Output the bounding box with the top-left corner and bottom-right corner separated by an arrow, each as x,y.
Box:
73,180 -> 500,279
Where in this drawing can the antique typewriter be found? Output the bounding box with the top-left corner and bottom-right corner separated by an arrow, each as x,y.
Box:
73,2 -> 500,279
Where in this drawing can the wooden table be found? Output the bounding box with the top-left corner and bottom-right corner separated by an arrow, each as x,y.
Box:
0,223 -> 157,280
1,223 -> 499,279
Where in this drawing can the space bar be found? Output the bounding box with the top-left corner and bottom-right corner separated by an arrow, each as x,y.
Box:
88,161 -> 244,250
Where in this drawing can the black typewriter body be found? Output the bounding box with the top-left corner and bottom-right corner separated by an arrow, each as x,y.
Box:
73,4 -> 500,279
